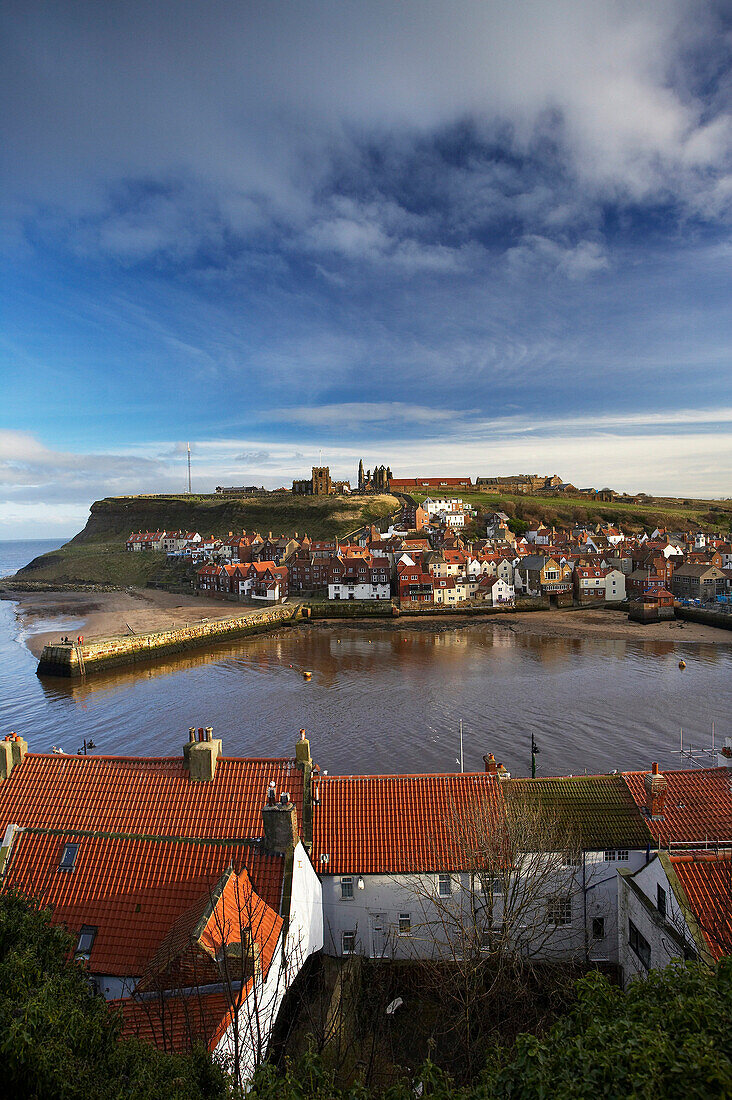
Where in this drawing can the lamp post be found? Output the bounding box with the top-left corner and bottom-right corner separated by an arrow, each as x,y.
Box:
77,739 -> 97,756
531,733 -> 539,779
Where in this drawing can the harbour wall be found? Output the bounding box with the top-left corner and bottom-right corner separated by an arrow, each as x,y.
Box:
675,606 -> 732,632
37,604 -> 301,678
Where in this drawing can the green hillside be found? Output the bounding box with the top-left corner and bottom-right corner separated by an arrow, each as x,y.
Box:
10,492 -> 400,587
409,489 -> 732,535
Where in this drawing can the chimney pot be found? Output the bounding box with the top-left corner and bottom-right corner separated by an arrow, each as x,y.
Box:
644,763 -> 667,819
205,726 -> 213,742
198,727 -> 204,741
483,752 -> 498,776
263,790 -> 299,853
188,727 -> 196,743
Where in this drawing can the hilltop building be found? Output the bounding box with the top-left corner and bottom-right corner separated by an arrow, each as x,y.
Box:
292,467 -> 351,495
357,461 -> 392,492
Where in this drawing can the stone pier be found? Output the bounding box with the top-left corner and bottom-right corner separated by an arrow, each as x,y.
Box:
37,604 -> 301,678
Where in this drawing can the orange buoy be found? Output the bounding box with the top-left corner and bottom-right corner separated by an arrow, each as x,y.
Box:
303,671 -> 312,681
678,660 -> 686,670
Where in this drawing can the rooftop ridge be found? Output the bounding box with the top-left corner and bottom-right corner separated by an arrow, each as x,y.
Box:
25,752 -> 296,764
319,772 -> 500,781
12,826 -> 270,846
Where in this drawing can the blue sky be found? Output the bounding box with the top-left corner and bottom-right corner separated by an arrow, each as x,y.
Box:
1,0 -> 731,536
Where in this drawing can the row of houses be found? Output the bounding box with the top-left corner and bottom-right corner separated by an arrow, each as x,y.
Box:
0,729 -> 730,1081
130,508 -> 732,612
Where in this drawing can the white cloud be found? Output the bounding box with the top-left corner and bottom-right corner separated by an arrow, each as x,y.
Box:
3,415 -> 732,539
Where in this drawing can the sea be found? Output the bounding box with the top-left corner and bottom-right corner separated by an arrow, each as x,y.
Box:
1,539 -> 731,777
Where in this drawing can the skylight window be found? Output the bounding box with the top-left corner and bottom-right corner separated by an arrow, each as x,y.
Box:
75,925 -> 97,960
58,842 -> 79,872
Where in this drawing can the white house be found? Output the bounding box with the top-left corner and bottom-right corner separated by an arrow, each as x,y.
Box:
604,568 -> 626,601
312,770 -> 652,969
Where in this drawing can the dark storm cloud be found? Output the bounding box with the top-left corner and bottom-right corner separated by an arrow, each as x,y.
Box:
2,0 -> 730,264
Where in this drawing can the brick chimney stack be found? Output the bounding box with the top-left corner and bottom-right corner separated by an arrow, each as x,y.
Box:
296,729 -> 311,768
185,726 -> 222,781
0,733 -> 28,782
263,789 -> 299,853
644,762 -> 667,819
483,753 -> 498,776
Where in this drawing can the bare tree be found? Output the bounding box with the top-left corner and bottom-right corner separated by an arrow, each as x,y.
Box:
394,791 -> 586,1076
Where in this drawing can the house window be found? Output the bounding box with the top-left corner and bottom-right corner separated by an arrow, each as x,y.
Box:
398,913 -> 411,935
547,896 -> 572,925
657,884 -> 667,919
340,876 -> 354,900
75,925 -> 97,960
629,919 -> 651,969
592,917 -> 605,939
342,931 -> 356,955
59,842 -> 79,872
562,852 -> 581,867
603,849 -> 629,862
438,873 -> 452,897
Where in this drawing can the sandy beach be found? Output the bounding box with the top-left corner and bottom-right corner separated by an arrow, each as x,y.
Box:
4,588 -> 251,658
3,587 -> 731,658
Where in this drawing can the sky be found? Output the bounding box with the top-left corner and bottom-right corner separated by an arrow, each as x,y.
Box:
1,0 -> 731,537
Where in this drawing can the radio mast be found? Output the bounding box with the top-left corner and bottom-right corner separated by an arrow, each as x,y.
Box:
187,442 -> 192,494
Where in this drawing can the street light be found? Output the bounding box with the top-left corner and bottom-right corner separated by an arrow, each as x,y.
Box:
531,733 -> 540,779
77,739 -> 97,756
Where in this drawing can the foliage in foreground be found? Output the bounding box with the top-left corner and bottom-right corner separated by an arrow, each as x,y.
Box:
0,890 -> 232,1100
251,959 -> 732,1100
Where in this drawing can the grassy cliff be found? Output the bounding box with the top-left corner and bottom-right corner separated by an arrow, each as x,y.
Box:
410,489 -> 732,535
11,492 -> 400,587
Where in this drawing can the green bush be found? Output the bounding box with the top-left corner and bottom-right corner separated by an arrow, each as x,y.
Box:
251,960 -> 732,1100
0,891 -> 233,1100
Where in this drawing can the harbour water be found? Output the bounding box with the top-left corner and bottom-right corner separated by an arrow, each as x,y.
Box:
1,540 -> 731,777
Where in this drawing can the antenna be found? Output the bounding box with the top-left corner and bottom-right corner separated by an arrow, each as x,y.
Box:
187,442 -> 192,495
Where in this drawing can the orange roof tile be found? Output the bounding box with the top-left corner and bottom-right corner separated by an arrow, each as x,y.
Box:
115,989 -> 235,1052
0,754 -> 304,840
311,773 -> 503,874
2,829 -> 284,977
623,768 -> 732,847
671,852 -> 732,960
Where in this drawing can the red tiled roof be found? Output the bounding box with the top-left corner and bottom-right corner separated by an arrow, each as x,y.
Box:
311,773 -> 503,874
116,989 -> 235,1052
0,754 -> 304,840
2,830 -> 284,976
671,852 -> 732,961
623,768 -> 732,847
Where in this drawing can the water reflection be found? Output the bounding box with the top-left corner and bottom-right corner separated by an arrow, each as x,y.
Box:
2,599 -> 731,779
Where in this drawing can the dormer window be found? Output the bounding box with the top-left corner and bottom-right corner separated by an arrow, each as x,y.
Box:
75,925 -> 97,960
58,842 -> 79,872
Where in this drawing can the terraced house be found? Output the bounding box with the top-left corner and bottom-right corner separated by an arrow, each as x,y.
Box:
1,728 -> 730,1074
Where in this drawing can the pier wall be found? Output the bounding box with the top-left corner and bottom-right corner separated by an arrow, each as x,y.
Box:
675,606 -> 732,632
37,605 -> 300,678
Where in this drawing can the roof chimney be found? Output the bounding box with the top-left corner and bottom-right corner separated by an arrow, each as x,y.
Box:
643,761 -> 667,819
185,726 -> 222,781
717,738 -> 732,768
263,788 -> 299,853
296,729 -> 312,768
483,752 -> 498,776
0,733 -> 28,781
